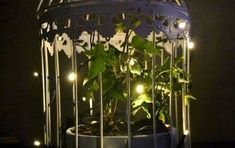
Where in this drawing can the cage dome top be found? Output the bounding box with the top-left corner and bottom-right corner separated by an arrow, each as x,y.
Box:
38,0 -> 191,41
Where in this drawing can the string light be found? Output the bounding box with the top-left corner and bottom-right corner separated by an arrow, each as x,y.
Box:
178,21 -> 186,29
33,140 -> 41,147
58,36 -> 63,41
33,72 -> 39,77
135,84 -> 145,94
68,72 -> 77,82
188,41 -> 194,49
184,130 -> 189,135
129,58 -> 135,66
82,97 -> 87,101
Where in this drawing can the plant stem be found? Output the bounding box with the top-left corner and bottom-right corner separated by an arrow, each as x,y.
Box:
111,99 -> 118,120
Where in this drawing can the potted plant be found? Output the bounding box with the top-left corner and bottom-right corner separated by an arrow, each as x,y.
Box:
65,28 -> 194,147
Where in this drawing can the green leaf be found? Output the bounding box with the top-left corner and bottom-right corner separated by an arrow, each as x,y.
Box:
84,49 -> 94,56
130,63 -> 142,75
156,82 -> 170,94
102,75 -> 115,95
143,73 -> 152,90
90,80 -> 99,92
85,91 -> 94,100
184,95 -> 197,105
106,47 -> 119,66
158,57 -> 170,72
95,43 -> 106,56
115,23 -> 127,32
132,107 -> 141,116
159,112 -> 166,122
131,35 -> 146,52
83,78 -> 99,91
134,20 -> 141,27
142,106 -> 151,119
132,94 -> 151,108
178,78 -> 189,83
88,57 -> 106,79
131,35 -> 162,56
144,42 -> 161,56
107,90 -> 125,101
174,57 -> 184,65
88,44 -> 107,79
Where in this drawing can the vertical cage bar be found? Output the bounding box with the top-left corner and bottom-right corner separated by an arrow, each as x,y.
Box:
126,31 -> 132,148
71,16 -> 79,148
54,40 -> 62,148
182,38 -> 187,146
96,32 -> 104,148
186,36 -> 191,148
174,39 -> 179,143
40,40 -> 47,145
169,41 -> 174,148
75,46 -> 79,148
99,72 -> 104,148
169,41 -> 175,127
71,39 -> 79,148
44,42 -> 52,145
152,31 -> 157,148
89,32 -> 94,116
174,91 -> 179,143
160,49 -> 164,66
71,43 -> 76,119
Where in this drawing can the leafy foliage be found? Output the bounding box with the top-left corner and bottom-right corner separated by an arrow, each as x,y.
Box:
78,33 -> 195,135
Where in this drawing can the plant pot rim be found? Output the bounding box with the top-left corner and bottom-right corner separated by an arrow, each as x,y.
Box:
66,127 -> 171,139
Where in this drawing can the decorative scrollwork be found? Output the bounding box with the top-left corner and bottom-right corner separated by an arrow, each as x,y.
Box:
39,0 -> 191,57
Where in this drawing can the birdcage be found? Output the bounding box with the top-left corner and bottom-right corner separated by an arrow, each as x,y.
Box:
37,0 -> 193,148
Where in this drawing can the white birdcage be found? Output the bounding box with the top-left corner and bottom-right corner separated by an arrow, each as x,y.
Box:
37,0 -> 193,148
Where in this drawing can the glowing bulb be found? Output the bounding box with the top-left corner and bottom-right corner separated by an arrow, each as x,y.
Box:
33,72 -> 39,77
165,124 -> 170,128
184,130 -> 189,135
82,97 -> 87,101
68,72 -> 77,82
129,58 -> 135,66
58,36 -> 63,41
91,120 -> 98,124
136,84 -> 145,94
34,140 -> 41,146
188,41 -> 194,49
178,21 -> 186,29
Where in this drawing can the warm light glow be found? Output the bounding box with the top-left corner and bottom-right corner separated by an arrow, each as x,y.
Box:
184,130 -> 190,135
58,36 -> 63,41
135,84 -> 145,94
89,98 -> 93,116
165,124 -> 170,128
33,72 -> 39,77
91,120 -> 98,124
178,21 -> 186,29
68,72 -> 77,82
188,41 -> 194,49
34,140 -> 41,147
82,97 -> 87,101
129,58 -> 135,66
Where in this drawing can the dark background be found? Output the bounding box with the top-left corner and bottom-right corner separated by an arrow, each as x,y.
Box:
1,0 -> 235,147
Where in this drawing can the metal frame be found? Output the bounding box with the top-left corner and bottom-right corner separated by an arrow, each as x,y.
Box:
41,39 -> 52,146
54,40 -> 62,148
